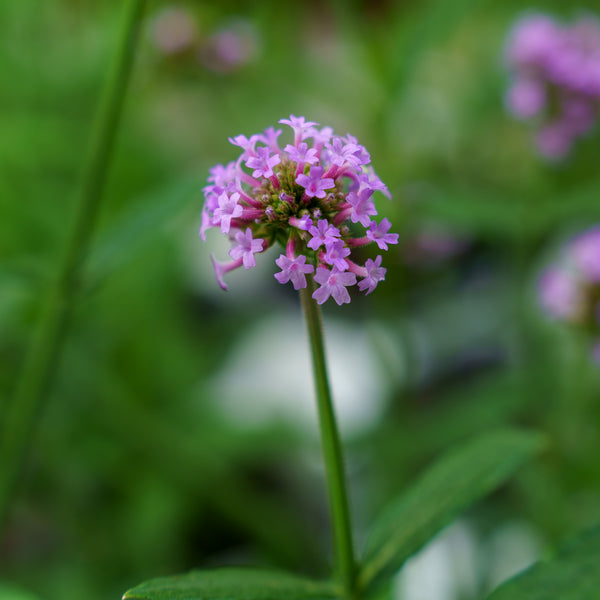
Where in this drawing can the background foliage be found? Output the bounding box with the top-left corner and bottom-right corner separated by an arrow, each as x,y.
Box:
2,1 -> 600,599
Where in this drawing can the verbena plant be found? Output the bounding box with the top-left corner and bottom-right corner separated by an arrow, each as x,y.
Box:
122,107 -> 600,600
2,1 -> 600,598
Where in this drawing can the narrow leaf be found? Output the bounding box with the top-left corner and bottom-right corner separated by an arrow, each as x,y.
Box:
123,567 -> 340,600
486,525 -> 600,600
359,429 -> 545,592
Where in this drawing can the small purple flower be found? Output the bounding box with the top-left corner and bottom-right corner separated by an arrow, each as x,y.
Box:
211,254 -> 243,291
289,214 -> 313,231
228,134 -> 260,157
326,137 -> 360,168
245,146 -> 281,178
306,126 -> 334,147
274,254 -> 314,290
308,219 -> 341,251
207,162 -> 237,189
357,256 -> 386,295
296,166 -> 335,199
347,188 -> 378,227
323,240 -> 351,271
284,142 -> 319,166
202,190 -> 220,214
279,114 -> 319,146
214,192 -> 243,234
229,228 -> 264,269
342,134 -> 371,165
199,207 -> 215,241
259,126 -> 282,152
367,218 -> 399,250
313,267 -> 357,306
356,171 -> 391,199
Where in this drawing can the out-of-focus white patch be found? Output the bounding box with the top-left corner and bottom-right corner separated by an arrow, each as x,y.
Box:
207,312 -> 391,437
393,519 -> 543,600
394,521 -> 479,600
184,226 -> 279,303
482,520 -> 543,592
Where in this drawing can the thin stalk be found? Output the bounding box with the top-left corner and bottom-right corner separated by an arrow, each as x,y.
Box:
0,0 -> 147,528
300,282 -> 356,598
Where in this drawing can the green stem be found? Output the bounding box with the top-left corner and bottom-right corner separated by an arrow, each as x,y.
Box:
300,282 -> 356,598
0,0 -> 146,529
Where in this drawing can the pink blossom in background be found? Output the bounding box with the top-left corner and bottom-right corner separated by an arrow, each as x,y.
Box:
402,224 -> 469,267
538,226 -> 600,362
152,8 -> 197,55
570,226 -> 600,282
537,268 -> 581,321
505,78 -> 546,119
200,20 -> 259,73
505,13 -> 600,159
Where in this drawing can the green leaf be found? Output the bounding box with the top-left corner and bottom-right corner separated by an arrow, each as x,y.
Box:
485,525 -> 600,600
86,176 -> 201,284
0,582 -> 41,600
123,567 -> 340,600
359,429 -> 545,593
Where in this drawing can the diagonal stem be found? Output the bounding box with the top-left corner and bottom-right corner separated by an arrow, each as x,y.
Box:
0,0 -> 147,530
300,281 -> 356,599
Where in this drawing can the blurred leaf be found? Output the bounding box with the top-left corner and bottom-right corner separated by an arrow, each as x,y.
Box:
540,180 -> 600,229
123,568 -> 339,600
399,371 -> 530,458
420,178 -> 600,240
359,429 -> 545,593
486,524 -> 600,599
0,582 -> 41,600
86,176 -> 201,283
391,0 -> 489,88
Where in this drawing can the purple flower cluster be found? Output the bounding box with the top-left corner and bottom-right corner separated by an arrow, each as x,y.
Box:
201,115 -> 397,305
538,226 -> 600,360
505,13 -> 600,159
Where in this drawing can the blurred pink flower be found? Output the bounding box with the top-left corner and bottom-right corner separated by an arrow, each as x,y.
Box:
505,13 -> 600,159
152,8 -> 197,55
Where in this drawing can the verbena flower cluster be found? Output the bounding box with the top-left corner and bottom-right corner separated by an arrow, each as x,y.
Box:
200,115 -> 398,305
505,13 -> 600,159
538,226 -> 600,361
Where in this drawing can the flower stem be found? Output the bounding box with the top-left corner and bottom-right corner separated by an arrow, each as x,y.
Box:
300,282 -> 356,599
0,0 -> 146,529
